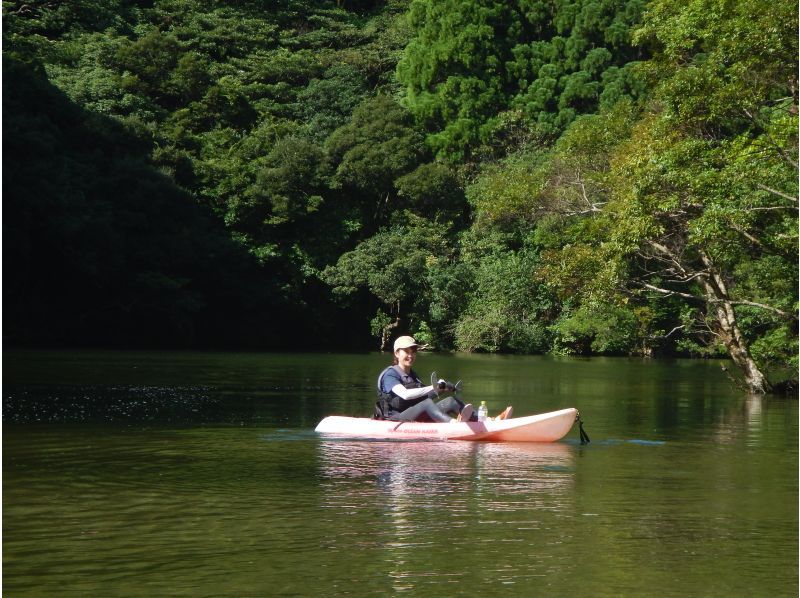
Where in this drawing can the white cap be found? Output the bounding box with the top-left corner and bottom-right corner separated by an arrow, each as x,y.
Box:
393,336 -> 425,351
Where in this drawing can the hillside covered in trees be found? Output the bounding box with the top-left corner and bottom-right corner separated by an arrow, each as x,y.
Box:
3,0 -> 797,392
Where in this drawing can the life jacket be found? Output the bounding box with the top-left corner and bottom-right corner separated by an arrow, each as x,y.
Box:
373,365 -> 425,419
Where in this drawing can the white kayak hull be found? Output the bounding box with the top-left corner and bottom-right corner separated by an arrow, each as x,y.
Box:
315,408 -> 578,442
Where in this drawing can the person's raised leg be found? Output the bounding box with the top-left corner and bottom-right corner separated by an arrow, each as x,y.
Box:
392,398 -> 451,423
456,404 -> 474,422
437,396 -> 477,421
435,396 -> 462,416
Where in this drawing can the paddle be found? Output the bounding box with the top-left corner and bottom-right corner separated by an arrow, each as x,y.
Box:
577,413 -> 591,444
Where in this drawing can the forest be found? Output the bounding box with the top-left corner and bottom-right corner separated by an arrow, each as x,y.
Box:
3,0 -> 797,393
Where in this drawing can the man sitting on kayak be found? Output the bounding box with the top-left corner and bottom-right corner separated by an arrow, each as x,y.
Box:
375,336 -> 474,423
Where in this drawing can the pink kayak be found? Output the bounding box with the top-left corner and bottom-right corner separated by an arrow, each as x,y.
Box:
315,407 -> 578,442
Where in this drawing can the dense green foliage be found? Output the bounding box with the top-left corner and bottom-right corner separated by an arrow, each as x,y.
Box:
458,0 -> 798,390
4,0 -> 416,349
397,0 -> 647,159
3,0 -> 797,389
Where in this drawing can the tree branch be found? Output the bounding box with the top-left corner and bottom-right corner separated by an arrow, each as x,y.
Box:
727,299 -> 794,319
569,176 -> 606,213
642,240 -> 692,278
649,324 -> 685,340
742,205 -> 799,212
743,108 -> 800,169
757,183 -> 799,204
641,283 -> 795,319
729,223 -> 763,247
641,282 -> 701,302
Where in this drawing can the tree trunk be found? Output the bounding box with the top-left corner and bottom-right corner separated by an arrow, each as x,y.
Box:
698,251 -> 772,394
379,302 -> 402,351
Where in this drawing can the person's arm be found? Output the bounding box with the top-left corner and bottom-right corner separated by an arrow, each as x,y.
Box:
390,383 -> 435,401
382,368 -> 435,402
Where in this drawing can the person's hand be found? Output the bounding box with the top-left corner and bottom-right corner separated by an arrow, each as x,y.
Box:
437,379 -> 456,392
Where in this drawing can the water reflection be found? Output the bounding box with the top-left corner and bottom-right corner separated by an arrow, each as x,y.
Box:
317,439 -> 576,590
317,440 -> 574,499
740,394 -> 762,448
711,394 -> 769,447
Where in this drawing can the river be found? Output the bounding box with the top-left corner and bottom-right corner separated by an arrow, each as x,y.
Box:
3,350 -> 797,596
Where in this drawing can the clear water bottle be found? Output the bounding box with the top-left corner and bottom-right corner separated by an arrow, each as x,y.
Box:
478,401 -> 488,422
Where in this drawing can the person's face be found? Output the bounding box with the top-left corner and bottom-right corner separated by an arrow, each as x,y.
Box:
395,346 -> 417,370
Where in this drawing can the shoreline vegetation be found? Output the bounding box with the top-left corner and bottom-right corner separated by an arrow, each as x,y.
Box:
3,0 -> 797,393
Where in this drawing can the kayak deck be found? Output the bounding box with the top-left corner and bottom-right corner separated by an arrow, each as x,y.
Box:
315,408 -> 578,442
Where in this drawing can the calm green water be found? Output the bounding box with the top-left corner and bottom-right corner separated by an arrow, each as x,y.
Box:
3,350 -> 798,596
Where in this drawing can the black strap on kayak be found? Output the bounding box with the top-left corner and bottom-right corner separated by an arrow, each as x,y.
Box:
576,413 -> 590,445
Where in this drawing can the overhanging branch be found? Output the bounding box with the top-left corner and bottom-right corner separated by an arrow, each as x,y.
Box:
642,282 -> 701,302
756,183 -> 799,204
641,283 -> 795,319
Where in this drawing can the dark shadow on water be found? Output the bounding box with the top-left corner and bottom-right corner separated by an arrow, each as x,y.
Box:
600,438 -> 667,446
258,429 -> 319,442
2,383 -> 324,426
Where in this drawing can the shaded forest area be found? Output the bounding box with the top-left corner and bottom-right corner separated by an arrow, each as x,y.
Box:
3,0 -> 797,391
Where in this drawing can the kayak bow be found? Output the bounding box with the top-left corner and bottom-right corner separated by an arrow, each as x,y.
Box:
315,408 -> 578,442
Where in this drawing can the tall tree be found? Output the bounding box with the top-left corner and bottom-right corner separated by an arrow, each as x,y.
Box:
325,94 -> 428,227
530,0 -> 798,392
397,0 -> 517,159
618,0 -> 799,392
321,215 -> 454,349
